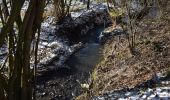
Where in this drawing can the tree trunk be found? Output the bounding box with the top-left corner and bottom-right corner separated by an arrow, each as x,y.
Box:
87,0 -> 90,9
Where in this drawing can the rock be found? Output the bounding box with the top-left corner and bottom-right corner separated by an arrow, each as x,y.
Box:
99,26 -> 125,43
70,42 -> 84,51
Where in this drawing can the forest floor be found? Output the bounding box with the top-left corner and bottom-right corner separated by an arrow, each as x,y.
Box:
76,1 -> 170,100
35,1 -> 170,100
1,1 -> 170,100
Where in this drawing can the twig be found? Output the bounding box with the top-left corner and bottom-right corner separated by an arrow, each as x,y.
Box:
0,53 -> 9,72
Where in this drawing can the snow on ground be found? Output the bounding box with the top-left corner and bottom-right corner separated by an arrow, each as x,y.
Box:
1,1 -> 170,99
93,73 -> 170,100
70,1 -> 108,18
36,16 -> 83,71
0,1 -> 110,70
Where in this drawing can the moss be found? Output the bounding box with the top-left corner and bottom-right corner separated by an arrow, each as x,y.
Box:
75,92 -> 88,100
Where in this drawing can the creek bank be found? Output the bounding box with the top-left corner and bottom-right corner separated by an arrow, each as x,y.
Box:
35,3 -> 114,100
36,3 -> 113,74
55,6 -> 112,44
36,26 -> 107,100
83,2 -> 170,99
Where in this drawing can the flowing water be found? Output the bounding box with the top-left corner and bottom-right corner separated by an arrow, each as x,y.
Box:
67,26 -> 105,74
36,26 -> 106,100
36,3 -> 160,99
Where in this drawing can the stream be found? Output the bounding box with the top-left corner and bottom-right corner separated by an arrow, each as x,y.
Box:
66,26 -> 104,75
36,26 -> 106,100
36,1 -> 160,99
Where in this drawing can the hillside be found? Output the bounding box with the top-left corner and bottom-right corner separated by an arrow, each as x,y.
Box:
77,0 -> 170,99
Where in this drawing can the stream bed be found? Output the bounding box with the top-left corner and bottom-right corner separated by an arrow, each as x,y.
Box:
66,26 -> 104,75
36,26 -> 106,100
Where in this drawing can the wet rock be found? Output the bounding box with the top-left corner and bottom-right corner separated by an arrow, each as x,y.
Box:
99,26 -> 125,43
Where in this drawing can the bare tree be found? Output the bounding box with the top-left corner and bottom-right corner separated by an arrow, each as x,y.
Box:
54,0 -> 73,23
0,0 -> 46,100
